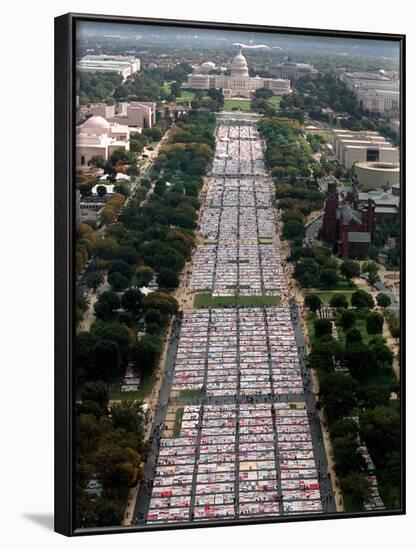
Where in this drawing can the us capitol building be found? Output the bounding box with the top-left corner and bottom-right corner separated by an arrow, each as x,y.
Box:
187,46 -> 291,99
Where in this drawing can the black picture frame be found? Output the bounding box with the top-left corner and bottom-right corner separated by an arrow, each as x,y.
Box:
55,12 -> 406,537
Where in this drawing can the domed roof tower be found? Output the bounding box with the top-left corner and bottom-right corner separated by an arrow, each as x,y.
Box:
231,45 -> 249,78
82,115 -> 111,133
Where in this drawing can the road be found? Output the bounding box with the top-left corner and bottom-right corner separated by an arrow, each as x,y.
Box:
305,215 -> 323,246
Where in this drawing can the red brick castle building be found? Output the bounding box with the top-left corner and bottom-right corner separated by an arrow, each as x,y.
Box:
320,182 -> 375,259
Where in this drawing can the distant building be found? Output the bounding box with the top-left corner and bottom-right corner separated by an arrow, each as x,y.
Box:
77,54 -> 140,81
332,130 -> 399,169
320,182 -> 376,259
76,115 -> 130,169
89,101 -> 156,129
357,188 -> 400,219
354,161 -> 400,190
270,61 -> 318,81
197,61 -> 217,73
340,71 -> 399,115
187,46 -> 291,99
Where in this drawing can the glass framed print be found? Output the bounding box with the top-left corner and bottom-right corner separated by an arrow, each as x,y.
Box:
54,13 -> 405,536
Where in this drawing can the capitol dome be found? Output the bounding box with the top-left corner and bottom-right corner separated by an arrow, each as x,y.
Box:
231,46 -> 249,78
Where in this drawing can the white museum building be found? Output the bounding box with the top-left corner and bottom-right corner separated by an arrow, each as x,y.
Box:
76,115 -> 130,170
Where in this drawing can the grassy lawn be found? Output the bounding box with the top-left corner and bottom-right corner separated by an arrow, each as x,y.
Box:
176,90 -> 196,104
194,293 -> 281,308
267,95 -> 282,108
173,408 -> 184,438
336,318 -> 372,346
180,389 -> 203,398
108,374 -> 154,402
223,99 -> 252,112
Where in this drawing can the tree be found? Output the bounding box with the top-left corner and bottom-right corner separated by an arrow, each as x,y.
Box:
93,340 -> 121,380
110,148 -> 136,165
121,288 -> 143,315
345,328 -> 362,345
308,336 -> 343,372
143,127 -> 163,142
76,332 -> 96,372
304,293 -> 322,313
294,258 -> 320,288
361,261 -> 380,286
340,260 -> 360,281
135,334 -> 163,376
332,435 -> 367,476
358,385 -> 390,409
282,219 -> 305,240
85,271 -> 104,292
319,373 -> 358,420
80,381 -> 109,413
78,182 -> 92,197
320,268 -> 339,289
330,418 -> 359,439
89,155 -> 106,169
376,292 -> 392,309
314,318 -> 332,339
156,268 -> 179,290
329,294 -> 348,308
111,400 -> 145,434
108,260 -> 133,279
142,292 -> 179,316
351,289 -> 374,309
95,499 -> 124,527
345,342 -> 377,378
366,311 -> 384,335
359,404 -> 400,468
94,291 -> 120,321
108,271 -> 130,291
134,266 -> 155,287
372,341 -> 394,366
339,309 -> 356,331
144,309 -> 163,328
340,474 -> 371,507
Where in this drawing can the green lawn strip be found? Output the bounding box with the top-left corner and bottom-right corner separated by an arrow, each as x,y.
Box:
173,408 -> 184,438
194,293 -> 280,308
223,99 -> 253,112
179,389 -> 203,398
